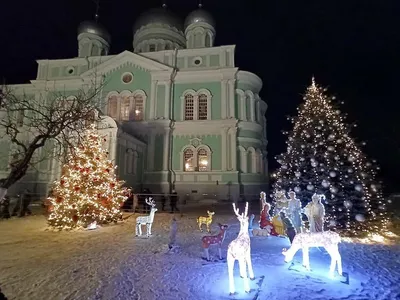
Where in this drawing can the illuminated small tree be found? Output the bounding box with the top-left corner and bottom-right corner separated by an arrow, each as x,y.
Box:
47,125 -> 128,229
272,78 -> 388,236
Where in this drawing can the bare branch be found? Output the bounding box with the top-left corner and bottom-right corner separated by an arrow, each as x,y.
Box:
0,77 -> 106,190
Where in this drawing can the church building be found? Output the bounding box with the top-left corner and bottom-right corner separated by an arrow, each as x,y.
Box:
2,4 -> 268,201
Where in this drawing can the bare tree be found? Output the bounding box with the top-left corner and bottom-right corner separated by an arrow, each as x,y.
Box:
0,81 -> 105,199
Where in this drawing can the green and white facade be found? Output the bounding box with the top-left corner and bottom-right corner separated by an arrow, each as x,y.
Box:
2,6 -> 268,200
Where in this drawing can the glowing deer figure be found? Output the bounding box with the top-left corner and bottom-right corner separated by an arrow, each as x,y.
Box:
227,202 -> 255,295
201,223 -> 229,261
197,210 -> 215,233
282,231 -> 342,277
135,198 -> 158,237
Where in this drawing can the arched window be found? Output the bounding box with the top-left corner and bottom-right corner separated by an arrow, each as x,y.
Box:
181,89 -> 212,121
133,94 -> 144,121
165,44 -> 171,50
198,94 -> 208,120
108,95 -> 118,119
197,148 -> 209,171
121,95 -> 131,121
205,33 -> 211,47
184,94 -> 194,120
184,149 -> 194,171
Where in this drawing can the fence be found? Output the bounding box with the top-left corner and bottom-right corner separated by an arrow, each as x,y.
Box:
1,191 -> 264,217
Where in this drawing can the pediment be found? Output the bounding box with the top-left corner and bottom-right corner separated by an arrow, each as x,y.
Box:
80,51 -> 172,78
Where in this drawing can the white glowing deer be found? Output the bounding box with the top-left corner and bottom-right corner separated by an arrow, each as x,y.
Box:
201,223 -> 229,261
282,231 -> 342,277
227,202 -> 255,295
135,197 -> 158,237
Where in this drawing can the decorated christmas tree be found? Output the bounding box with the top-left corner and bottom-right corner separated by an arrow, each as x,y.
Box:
272,78 -> 388,236
47,124 -> 128,229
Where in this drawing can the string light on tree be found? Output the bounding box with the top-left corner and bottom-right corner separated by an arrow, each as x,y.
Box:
47,124 -> 128,229
272,78 -> 389,236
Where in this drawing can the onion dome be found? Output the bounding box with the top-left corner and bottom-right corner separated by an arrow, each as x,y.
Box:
133,7 -> 183,34
184,7 -> 215,30
78,20 -> 111,43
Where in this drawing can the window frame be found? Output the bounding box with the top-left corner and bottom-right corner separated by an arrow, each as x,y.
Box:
181,89 -> 212,121
106,90 -> 146,122
182,145 -> 212,172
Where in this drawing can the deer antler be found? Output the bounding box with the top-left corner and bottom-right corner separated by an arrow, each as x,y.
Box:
244,202 -> 249,218
232,203 -> 240,217
145,197 -> 156,207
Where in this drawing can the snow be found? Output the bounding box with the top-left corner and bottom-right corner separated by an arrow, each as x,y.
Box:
0,203 -> 399,300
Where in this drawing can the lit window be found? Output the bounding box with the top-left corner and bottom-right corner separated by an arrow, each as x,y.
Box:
184,94 -> 194,120
108,95 -> 118,119
198,94 -> 208,120
134,95 -> 144,121
184,149 -> 194,171
198,148 -> 208,171
121,95 -> 130,121
149,44 -> 156,52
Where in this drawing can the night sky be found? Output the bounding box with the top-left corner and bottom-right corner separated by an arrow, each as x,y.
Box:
1,0 -> 399,192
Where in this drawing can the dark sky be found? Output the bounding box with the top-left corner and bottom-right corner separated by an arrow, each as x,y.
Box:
1,0 -> 399,191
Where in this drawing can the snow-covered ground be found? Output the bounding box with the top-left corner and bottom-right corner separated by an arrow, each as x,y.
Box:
0,203 -> 399,300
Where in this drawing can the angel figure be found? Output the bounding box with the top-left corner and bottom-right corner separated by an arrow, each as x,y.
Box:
287,191 -> 303,233
304,193 -> 326,233
273,190 -> 289,216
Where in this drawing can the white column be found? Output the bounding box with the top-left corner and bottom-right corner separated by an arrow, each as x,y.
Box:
240,150 -> 247,173
230,127 -> 237,170
263,116 -> 267,139
147,132 -> 155,170
228,80 -> 235,118
193,95 -> 199,120
221,127 -> 228,171
108,131 -> 117,162
164,82 -> 171,119
163,128 -> 170,170
241,94 -> 246,121
250,97 -> 255,121
221,80 -> 228,119
149,81 -> 157,119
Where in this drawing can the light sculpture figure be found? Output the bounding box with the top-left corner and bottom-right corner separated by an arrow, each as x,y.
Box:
282,231 -> 343,277
227,202 -> 255,295
135,197 -> 158,237
197,210 -> 215,233
201,223 -> 229,261
304,193 -> 326,233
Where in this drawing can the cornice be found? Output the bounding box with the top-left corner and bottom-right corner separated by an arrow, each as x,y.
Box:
174,68 -> 238,83
172,119 -> 238,135
237,71 -> 263,93
238,121 -> 263,132
80,50 -> 173,78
